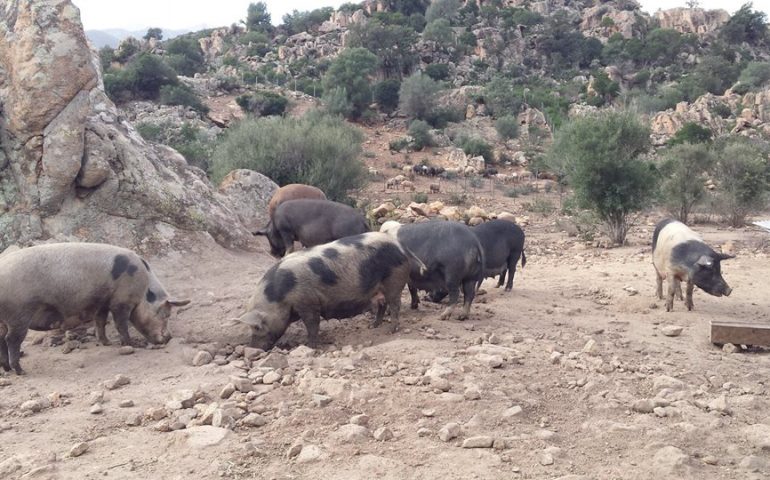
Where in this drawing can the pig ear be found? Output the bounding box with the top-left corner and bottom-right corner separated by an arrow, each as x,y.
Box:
696,255 -> 714,268
236,311 -> 262,327
166,299 -> 191,307
719,253 -> 736,261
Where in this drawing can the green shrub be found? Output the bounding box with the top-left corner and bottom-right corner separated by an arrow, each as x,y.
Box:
323,86 -> 354,118
526,198 -> 555,215
423,18 -> 455,45
281,7 -> 335,35
246,2 -> 272,33
408,120 -> 434,150
495,115 -> 519,141
104,53 -> 178,102
236,90 -> 288,116
668,122 -> 713,145
389,138 -> 410,152
505,184 -> 536,198
413,192 -> 429,203
165,37 -> 205,76
711,102 -> 732,118
322,47 -> 378,118
136,121 -> 214,171
99,46 -> 115,72
347,21 -> 418,78
374,79 -> 401,113
446,193 -> 468,205
738,62 -> 770,89
425,106 -> 462,128
424,63 -> 450,81
658,143 -> 715,224
720,3 -> 768,46
484,76 -> 522,117
159,84 -> 209,114
549,110 -> 656,244
399,73 -> 441,121
425,0 -> 460,23
211,111 -> 366,201
712,139 -> 770,227
456,135 -> 493,162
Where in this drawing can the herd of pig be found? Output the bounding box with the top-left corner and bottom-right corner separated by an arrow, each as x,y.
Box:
0,184 -> 734,375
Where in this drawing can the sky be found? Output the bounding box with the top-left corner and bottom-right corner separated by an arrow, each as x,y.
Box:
73,0 -> 770,31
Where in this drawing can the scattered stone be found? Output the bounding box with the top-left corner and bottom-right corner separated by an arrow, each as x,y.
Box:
739,455 -> 766,472
722,343 -> 738,354
104,374 -> 130,390
708,395 -> 731,415
350,414 -> 369,426
475,353 -> 504,368
653,446 -> 690,475
220,384 -> 236,399
125,413 -> 142,426
421,409 -> 435,417
417,428 -> 431,437
462,436 -> 494,448
241,413 -> 268,427
256,352 -> 289,370
119,400 -> 134,408
0,378 -> 10,387
549,351 -> 563,364
192,351 -> 213,366
69,442 -> 89,457
744,424 -> 770,450
172,389 -> 196,409
166,400 -> 183,411
464,385 -> 481,400
437,392 -> 465,403
118,346 -> 135,355
289,345 -> 315,358
431,377 -> 451,392
653,375 -> 685,391
182,426 -> 232,449
262,371 -> 281,385
243,347 -> 263,361
333,424 -> 369,444
89,403 -> 103,414
373,427 -> 394,441
662,326 -> 683,337
582,339 -> 598,355
540,453 -> 554,465
502,405 -> 523,419
88,391 -> 104,405
623,286 -> 639,296
20,398 -> 48,413
212,409 -> 235,430
439,423 -> 461,442
403,376 -> 419,385
312,394 -> 332,408
147,407 -> 167,421
230,376 -> 253,393
296,445 -> 325,463
632,399 -> 655,414
153,419 -> 172,432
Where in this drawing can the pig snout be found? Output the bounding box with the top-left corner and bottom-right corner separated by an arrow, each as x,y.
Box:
724,286 -> 733,297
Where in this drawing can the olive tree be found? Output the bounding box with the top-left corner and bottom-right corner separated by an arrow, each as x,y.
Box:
712,139 -> 770,227
549,110 -> 657,244
658,143 -> 715,224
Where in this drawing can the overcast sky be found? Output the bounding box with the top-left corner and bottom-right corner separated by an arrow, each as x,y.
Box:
73,0 -> 769,31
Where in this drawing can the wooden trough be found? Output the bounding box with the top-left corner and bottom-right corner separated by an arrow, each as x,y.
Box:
710,320 -> 770,347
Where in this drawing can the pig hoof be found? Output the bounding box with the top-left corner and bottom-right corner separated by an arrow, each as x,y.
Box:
410,304 -> 419,310
13,366 -> 25,376
457,314 -> 468,321
1,363 -> 10,372
389,324 -> 399,334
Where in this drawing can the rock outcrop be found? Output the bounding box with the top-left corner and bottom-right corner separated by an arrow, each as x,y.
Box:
654,8 -> 729,36
0,0 -> 269,250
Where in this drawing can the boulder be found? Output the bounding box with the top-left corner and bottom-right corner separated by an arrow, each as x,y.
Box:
217,170 -> 277,232
0,1 -> 258,250
655,8 -> 729,36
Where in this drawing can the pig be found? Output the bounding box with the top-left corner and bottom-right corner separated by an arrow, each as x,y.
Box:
237,232 -> 426,350
0,243 -> 189,374
474,219 -> 527,291
267,184 -> 326,220
254,199 -> 369,258
380,220 -> 484,320
652,219 -> 734,312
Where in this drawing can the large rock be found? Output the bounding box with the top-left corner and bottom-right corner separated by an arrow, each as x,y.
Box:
217,170 -> 277,232
0,1 -> 259,250
655,8 -> 729,36
649,93 -> 728,146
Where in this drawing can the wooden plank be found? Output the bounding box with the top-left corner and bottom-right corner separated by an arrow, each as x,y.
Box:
710,320 -> 770,346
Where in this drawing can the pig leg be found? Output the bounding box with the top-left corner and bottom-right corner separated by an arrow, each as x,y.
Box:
370,303 -> 386,328
656,274 -> 664,300
505,253 -> 519,292
0,323 -> 9,372
496,268 -> 506,288
6,322 -> 28,375
300,312 -> 321,348
408,284 -> 420,309
385,292 -> 402,333
460,279 -> 477,320
685,281 -> 695,311
439,282 -> 461,320
111,305 -> 134,346
665,278 -> 676,312
674,280 -> 684,301
94,307 -> 111,346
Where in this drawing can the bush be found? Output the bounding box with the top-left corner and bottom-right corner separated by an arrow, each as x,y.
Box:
423,18 -> 454,45
165,37 -> 205,76
236,90 -> 288,116
668,122 -> 713,146
389,138 -> 410,152
159,84 -> 209,114
424,106 -> 463,128
347,21 -> 418,78
484,76 -> 522,117
282,7 -> 335,35
425,0 -> 460,23
738,62 -> 770,89
246,2 -> 272,33
374,79 -> 401,113
549,111 -> 656,244
323,86 -> 354,118
712,139 -> 770,227
104,53 -> 178,102
210,111 -> 366,202
413,192 -> 429,203
495,115 -> 519,141
408,120 -> 433,150
456,135 -> 493,162
322,47 -> 378,118
720,3 -> 768,46
99,46 -> 115,72
136,121 -> 214,171
398,73 -> 440,121
658,143 -> 715,224
424,63 -> 450,81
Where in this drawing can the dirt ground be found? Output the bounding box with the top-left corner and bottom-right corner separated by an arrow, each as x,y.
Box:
2,204 -> 770,480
